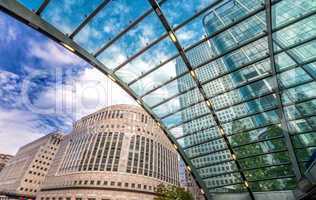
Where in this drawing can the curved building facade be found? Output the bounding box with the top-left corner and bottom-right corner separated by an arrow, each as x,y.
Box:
37,104 -> 179,200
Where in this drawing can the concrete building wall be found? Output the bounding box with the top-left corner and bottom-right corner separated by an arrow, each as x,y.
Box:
38,104 -> 179,200
0,133 -> 64,198
0,154 -> 13,173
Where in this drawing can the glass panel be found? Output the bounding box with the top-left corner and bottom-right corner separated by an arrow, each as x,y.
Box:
96,12 -> 166,68
274,15 -> 316,49
142,73 -> 196,107
193,9 -> 266,68
74,0 -> 150,53
239,151 -> 291,169
221,110 -> 280,137
129,56 -> 183,96
295,147 -> 316,162
282,82 -> 316,105
185,138 -> 227,158
209,184 -> 248,193
228,124 -> 283,147
198,161 -> 238,178
177,126 -> 221,148
162,102 -> 210,129
176,0 -> 265,48
160,0 -> 215,28
250,177 -> 296,191
18,0 -> 44,11
275,52 -> 296,71
233,138 -> 287,158
204,172 -> 244,189
42,0 -> 102,34
244,165 -> 294,181
288,40 -> 316,62
191,149 -> 231,169
152,88 -> 203,118
169,114 -> 215,138
204,75 -> 274,103
284,99 -> 316,121
292,132 -> 316,148
272,0 -> 316,28
278,68 -> 312,88
116,37 -> 178,84
288,117 -> 316,134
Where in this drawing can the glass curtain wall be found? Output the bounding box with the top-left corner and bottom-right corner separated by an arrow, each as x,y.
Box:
2,0 -> 316,199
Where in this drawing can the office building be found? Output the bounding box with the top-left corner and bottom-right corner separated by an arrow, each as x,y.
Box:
0,132 -> 63,198
0,154 -> 13,173
37,104 -> 179,200
179,160 -> 205,200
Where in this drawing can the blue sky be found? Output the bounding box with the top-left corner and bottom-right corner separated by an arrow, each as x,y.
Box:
0,12 -> 135,155
0,0 -> 216,154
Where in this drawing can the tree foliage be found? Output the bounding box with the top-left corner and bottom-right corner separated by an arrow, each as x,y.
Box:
154,184 -> 194,200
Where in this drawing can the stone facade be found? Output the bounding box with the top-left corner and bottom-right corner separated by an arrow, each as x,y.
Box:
0,133 -> 63,198
0,154 -> 13,173
37,104 -> 179,200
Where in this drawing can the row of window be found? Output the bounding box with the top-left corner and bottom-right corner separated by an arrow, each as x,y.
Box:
59,132 -> 124,173
41,198 -> 109,200
19,187 -> 37,193
75,109 -> 155,130
126,135 -> 179,185
69,179 -> 155,191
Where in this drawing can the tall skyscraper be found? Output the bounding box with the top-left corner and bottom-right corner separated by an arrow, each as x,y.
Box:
37,104 -> 179,200
175,0 -> 273,190
174,0 -> 315,192
179,159 -> 206,200
0,132 -> 63,198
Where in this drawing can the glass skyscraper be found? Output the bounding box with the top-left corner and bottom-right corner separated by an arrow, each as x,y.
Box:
175,0 -> 316,193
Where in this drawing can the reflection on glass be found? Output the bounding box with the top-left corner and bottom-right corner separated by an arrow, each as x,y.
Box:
74,0 -> 150,53
42,0 -> 102,34
18,0 -> 44,11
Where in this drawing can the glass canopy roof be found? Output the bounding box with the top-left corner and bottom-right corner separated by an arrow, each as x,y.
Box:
1,0 -> 315,199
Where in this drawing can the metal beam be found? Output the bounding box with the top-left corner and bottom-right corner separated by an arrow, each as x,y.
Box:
94,0 -> 168,57
148,34 -> 316,110
147,0 -> 255,199
35,0 -> 49,15
0,1 -> 205,198
137,8 -> 316,101
127,0 -> 284,88
69,0 -> 111,39
265,0 -> 302,180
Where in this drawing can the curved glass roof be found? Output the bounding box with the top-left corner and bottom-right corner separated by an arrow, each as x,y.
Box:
1,0 -> 315,199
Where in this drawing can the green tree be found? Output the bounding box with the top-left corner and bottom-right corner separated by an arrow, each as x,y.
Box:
154,184 -> 194,200
230,120 -> 295,191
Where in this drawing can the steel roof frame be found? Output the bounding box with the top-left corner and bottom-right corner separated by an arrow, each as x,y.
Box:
0,0 -> 210,199
0,0 -> 315,199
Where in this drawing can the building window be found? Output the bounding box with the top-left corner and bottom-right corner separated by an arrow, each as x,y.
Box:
137,184 -> 141,189
131,183 -> 135,188
103,181 -> 108,186
110,181 -> 115,186
117,182 -> 122,187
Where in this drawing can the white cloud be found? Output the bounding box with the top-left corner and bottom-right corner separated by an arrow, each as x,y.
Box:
28,40 -> 82,66
31,66 -> 136,122
0,16 -> 18,44
0,108 -> 46,155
